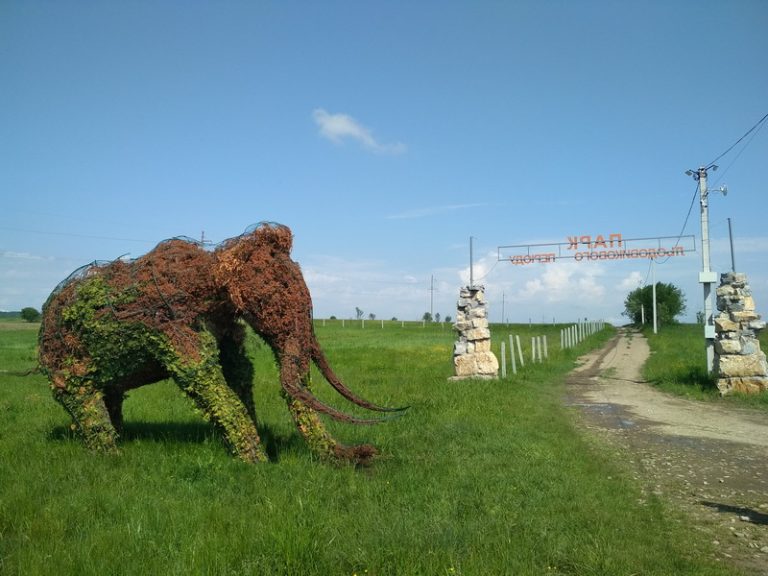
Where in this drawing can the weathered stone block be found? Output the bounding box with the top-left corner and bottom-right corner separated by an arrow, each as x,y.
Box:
454,353 -> 477,377
474,339 -> 491,352
465,327 -> 491,341
454,320 -> 471,331
714,338 -> 741,355
714,315 -> 739,332
716,353 -> 768,378
739,337 -> 760,356
717,376 -> 768,395
730,310 -> 759,323
474,351 -> 499,375
716,286 -> 734,297
471,307 -> 487,319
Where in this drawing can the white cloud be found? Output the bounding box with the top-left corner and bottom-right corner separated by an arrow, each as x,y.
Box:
618,271 -> 644,290
0,251 -> 48,261
302,255 -> 435,319
312,108 -> 406,154
504,261 -> 606,303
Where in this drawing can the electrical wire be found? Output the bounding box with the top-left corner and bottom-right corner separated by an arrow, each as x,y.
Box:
652,180 -> 700,267
472,258 -> 500,283
706,111 -> 768,169
710,116 -> 768,188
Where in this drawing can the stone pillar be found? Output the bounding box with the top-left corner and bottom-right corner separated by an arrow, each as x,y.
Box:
450,286 -> 499,380
713,272 -> 768,395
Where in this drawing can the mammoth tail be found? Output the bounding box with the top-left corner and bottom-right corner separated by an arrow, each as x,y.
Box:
311,340 -> 409,415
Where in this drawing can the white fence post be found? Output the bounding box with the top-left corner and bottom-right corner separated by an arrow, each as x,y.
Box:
516,335 -> 525,367
509,334 -> 517,374
543,335 -> 548,359
501,341 -> 507,378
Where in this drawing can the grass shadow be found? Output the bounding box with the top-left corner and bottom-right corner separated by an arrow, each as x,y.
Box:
676,365 -> 718,391
256,424 -> 307,462
47,419 -> 307,462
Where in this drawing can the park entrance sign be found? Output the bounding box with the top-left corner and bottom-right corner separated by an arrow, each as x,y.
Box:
495,232 -> 696,339
497,233 -> 696,265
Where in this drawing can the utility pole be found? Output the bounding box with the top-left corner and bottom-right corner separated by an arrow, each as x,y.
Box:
469,236 -> 474,288
687,166 -> 718,372
727,217 -> 736,273
430,275 -> 434,320
501,292 -> 505,324
651,257 -> 657,334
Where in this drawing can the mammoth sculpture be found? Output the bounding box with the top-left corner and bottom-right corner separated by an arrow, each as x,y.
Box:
39,223 -> 401,465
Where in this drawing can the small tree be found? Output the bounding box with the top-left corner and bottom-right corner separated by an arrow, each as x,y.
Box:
20,307 -> 41,323
368,313 -> 376,321
445,315 -> 452,323
623,282 -> 686,326
422,312 -> 433,322
434,312 -> 441,323
355,307 -> 364,320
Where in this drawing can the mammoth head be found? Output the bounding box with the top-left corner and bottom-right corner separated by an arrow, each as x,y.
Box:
215,222 -> 308,338
214,223 -> 405,424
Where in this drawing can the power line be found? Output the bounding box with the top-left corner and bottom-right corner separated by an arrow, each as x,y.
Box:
472,259 -> 499,283
651,181 -> 700,268
710,116 -> 768,187
0,225 -> 153,244
706,111 -> 768,169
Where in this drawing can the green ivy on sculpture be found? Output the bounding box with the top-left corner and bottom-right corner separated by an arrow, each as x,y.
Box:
39,223 -> 403,465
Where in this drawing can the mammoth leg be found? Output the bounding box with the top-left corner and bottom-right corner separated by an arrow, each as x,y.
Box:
103,388 -> 126,434
53,382 -> 120,454
167,333 -> 267,463
216,324 -> 256,422
279,355 -> 377,466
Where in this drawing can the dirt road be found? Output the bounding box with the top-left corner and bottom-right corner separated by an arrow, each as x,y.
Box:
567,328 -> 768,575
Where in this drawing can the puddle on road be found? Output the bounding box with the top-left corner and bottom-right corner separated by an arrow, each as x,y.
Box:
567,402 -> 636,428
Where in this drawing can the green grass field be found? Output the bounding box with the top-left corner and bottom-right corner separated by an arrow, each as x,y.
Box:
0,320 -> 741,575
642,323 -> 768,410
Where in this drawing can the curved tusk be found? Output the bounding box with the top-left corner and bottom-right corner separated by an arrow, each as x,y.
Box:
280,376 -> 387,425
311,338 -> 409,414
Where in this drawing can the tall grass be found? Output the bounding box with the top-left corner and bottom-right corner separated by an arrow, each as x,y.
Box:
0,321 -> 733,575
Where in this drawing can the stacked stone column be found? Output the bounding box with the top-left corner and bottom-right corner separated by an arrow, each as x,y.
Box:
450,286 -> 499,380
714,272 -> 768,395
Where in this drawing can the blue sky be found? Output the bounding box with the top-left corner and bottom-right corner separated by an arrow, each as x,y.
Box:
2,1 -> 766,325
